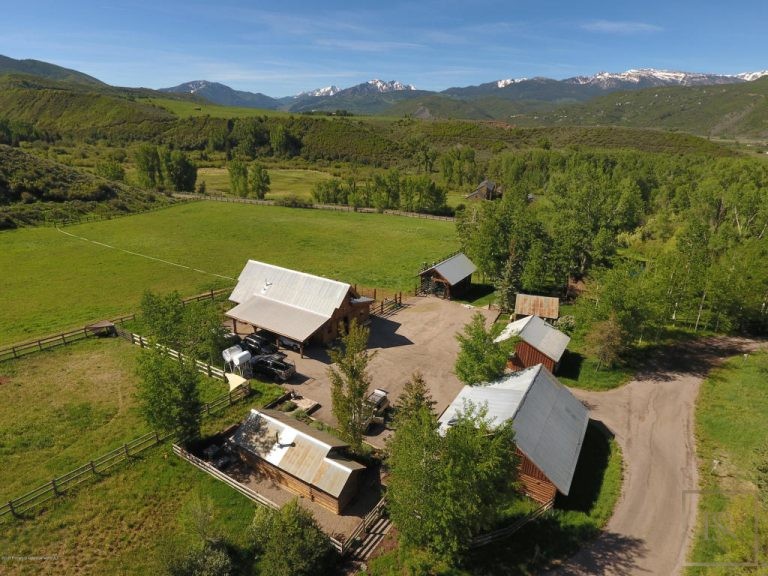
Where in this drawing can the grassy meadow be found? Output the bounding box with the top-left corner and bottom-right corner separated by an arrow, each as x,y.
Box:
0,335 -> 283,576
0,201 -> 456,344
687,350 -> 768,572
140,97 -> 290,119
197,167 -> 333,200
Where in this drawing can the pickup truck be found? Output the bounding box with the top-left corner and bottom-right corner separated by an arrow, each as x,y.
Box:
250,354 -> 296,382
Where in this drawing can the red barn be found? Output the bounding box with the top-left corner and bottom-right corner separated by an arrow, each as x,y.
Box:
494,315 -> 570,373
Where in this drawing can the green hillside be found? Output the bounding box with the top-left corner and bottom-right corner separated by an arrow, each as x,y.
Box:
0,145 -> 173,228
0,54 -> 105,86
514,77 -> 768,140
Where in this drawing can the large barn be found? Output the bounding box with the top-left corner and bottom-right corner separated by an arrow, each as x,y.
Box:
418,252 -> 477,300
230,409 -> 366,514
438,365 -> 589,504
226,260 -> 372,350
494,315 -> 570,373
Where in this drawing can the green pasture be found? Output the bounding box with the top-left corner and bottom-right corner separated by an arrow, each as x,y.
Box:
688,350 -> 768,571
197,167 -> 332,200
0,201 -> 456,344
141,97 -> 289,119
0,335 -> 283,575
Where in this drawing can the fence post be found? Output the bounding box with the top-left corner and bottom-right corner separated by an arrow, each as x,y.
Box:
155,430 -> 160,444
124,444 -> 130,459
207,364 -> 212,378
8,500 -> 16,517
373,288 -> 377,300
12,346 -> 17,359
61,333 -> 66,345
38,340 -> 43,352
90,460 -> 96,474
51,478 -> 59,496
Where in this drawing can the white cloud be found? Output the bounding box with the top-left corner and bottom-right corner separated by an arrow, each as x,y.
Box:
582,20 -> 662,34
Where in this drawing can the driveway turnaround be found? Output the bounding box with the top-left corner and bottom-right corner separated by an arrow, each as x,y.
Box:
547,337 -> 763,576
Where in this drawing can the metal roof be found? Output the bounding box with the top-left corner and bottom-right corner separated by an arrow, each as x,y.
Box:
494,315 -> 570,362
226,295 -> 329,343
231,409 -> 364,499
514,293 -> 560,319
421,252 -> 477,286
227,260 -> 353,342
438,365 -> 588,496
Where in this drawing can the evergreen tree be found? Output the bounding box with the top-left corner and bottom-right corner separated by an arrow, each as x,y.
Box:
454,312 -> 510,385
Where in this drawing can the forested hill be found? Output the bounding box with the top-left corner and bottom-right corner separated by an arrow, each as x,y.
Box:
512,77 -> 768,140
0,54 -> 104,86
0,145 -> 173,228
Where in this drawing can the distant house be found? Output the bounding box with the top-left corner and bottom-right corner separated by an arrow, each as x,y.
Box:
438,365 -> 588,504
230,409 -> 366,514
226,260 -> 372,351
466,179 -> 503,201
418,252 -> 477,300
514,293 -> 559,320
494,315 -> 570,373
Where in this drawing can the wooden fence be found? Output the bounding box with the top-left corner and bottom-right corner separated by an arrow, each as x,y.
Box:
117,329 -> 226,381
172,443 -> 387,557
172,444 -> 280,510
0,385 -> 251,521
0,288 -> 231,364
469,499 -> 554,548
174,193 -> 455,222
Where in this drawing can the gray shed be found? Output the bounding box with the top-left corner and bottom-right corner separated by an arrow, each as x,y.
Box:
419,252 -> 477,299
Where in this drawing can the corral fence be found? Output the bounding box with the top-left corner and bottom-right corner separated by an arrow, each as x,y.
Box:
172,442 -> 387,557
173,193 -> 455,222
42,199 -> 196,229
0,384 -> 252,521
116,329 -> 226,381
0,288 -> 232,364
468,499 -> 554,548
354,285 -> 405,318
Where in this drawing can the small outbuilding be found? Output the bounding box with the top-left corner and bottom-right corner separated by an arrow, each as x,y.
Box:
419,252 -> 477,299
494,315 -> 570,373
514,293 -> 559,320
466,179 -> 503,201
226,260 -> 372,351
230,409 -> 366,514
438,365 -> 588,504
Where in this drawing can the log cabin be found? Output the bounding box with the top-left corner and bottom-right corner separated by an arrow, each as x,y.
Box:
418,252 -> 476,300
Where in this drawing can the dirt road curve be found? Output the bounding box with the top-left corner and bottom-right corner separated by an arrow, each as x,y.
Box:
546,337 -> 764,576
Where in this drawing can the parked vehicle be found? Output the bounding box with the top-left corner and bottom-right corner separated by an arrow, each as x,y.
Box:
366,388 -> 390,414
278,335 -> 302,352
242,332 -> 279,356
250,354 -> 296,382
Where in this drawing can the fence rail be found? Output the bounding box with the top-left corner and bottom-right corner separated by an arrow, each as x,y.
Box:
0,385 -> 250,521
172,444 -> 279,510
173,193 -> 455,222
469,499 -> 553,548
0,288 -> 232,364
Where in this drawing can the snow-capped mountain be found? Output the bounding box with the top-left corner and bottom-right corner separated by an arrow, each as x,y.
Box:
336,79 -> 417,96
564,68 -> 742,88
735,70 -> 768,81
296,85 -> 341,98
159,80 -> 279,109
496,77 -> 529,88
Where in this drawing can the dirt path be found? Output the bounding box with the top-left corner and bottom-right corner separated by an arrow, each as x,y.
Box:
547,337 -> 764,576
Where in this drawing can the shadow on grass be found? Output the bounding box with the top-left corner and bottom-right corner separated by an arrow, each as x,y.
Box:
557,350 -> 584,381
556,421 -> 612,514
454,283 -> 496,307
465,421 -> 628,575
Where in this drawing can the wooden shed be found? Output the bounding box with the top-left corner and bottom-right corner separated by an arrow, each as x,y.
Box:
494,315 -> 570,373
419,252 -> 477,300
514,293 -> 559,320
466,179 -> 503,201
230,409 -> 366,514
438,365 -> 588,505
226,260 -> 372,351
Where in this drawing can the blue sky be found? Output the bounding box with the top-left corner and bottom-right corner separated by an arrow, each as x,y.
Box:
2,1 -> 765,96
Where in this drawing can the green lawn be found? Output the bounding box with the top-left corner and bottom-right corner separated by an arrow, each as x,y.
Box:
687,350 -> 768,572
0,201 -> 456,344
0,336 -> 283,576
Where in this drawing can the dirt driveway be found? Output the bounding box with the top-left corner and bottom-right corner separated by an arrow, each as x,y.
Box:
280,296 -> 498,447
547,337 -> 764,576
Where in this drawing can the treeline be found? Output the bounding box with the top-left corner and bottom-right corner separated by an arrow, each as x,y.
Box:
0,144 -> 172,228
311,170 -> 449,213
457,148 -> 768,337
133,144 -> 197,192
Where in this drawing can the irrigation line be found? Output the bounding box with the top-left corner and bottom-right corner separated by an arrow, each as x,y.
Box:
56,227 -> 236,281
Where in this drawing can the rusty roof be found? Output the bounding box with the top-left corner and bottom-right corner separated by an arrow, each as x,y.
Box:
514,293 -> 560,320
230,409 -> 364,499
